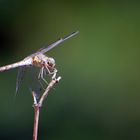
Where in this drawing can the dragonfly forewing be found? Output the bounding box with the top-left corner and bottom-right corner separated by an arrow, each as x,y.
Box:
32,31 -> 79,56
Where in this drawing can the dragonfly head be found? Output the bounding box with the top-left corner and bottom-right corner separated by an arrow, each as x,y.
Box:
47,57 -> 55,68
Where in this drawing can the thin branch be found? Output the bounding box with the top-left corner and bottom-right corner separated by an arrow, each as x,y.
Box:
32,91 -> 38,105
32,76 -> 61,140
39,76 -> 61,107
33,104 -> 40,140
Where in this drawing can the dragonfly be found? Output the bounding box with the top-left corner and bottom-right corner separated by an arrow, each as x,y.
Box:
0,31 -> 79,93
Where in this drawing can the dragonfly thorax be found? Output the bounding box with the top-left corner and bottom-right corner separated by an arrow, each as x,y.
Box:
32,55 -> 43,67
32,54 -> 55,69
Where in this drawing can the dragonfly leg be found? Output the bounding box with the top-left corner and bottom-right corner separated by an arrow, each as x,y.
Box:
41,67 -> 48,84
45,65 -> 51,74
45,66 -> 57,79
38,67 -> 48,85
38,79 -> 46,90
52,68 -> 57,80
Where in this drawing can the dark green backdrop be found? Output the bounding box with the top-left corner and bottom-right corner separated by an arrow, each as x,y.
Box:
0,1 -> 140,140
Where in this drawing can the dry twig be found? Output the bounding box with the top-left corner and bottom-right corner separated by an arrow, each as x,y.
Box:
32,76 -> 61,140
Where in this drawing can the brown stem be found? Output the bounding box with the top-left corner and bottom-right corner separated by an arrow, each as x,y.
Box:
32,76 -> 61,140
33,105 -> 40,140
39,76 -> 61,107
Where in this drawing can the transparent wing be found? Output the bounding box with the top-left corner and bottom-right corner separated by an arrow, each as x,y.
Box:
33,31 -> 79,56
16,66 -> 26,94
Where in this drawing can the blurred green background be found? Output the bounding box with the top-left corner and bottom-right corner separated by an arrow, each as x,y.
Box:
0,0 -> 140,140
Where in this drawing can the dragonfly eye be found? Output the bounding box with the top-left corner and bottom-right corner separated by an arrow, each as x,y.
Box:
47,58 -> 55,67
47,61 -> 52,66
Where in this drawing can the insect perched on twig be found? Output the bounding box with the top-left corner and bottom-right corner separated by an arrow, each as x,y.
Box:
0,31 -> 79,93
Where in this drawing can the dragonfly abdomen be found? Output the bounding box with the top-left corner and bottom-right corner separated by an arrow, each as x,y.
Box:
0,60 -> 30,72
0,62 -> 21,72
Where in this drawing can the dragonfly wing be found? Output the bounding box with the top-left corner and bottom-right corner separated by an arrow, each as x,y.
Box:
16,66 -> 26,94
32,31 -> 79,56
40,31 -> 79,54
